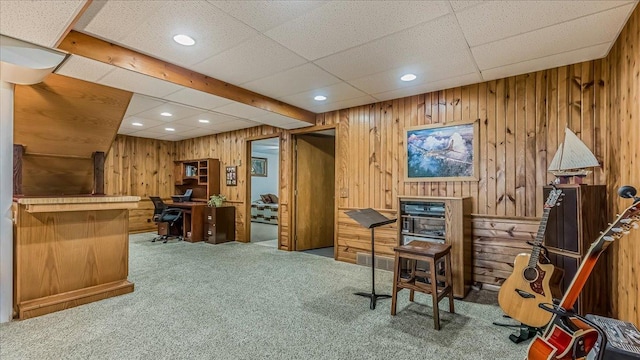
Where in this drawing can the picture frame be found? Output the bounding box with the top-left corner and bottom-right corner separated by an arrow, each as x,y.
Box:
251,157 -> 267,177
404,120 -> 479,182
226,166 -> 237,186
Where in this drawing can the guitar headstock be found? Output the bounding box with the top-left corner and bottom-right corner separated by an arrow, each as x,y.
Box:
601,199 -> 640,242
544,187 -> 564,209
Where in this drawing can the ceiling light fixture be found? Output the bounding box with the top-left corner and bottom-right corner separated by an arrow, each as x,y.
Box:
198,119 -> 210,123
160,112 -> 172,117
131,122 -> 143,126
173,34 -> 195,46
165,127 -> 175,132
314,95 -> 327,101
400,73 -> 417,82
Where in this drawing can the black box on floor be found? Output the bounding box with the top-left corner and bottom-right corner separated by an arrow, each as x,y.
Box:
586,314 -> 640,360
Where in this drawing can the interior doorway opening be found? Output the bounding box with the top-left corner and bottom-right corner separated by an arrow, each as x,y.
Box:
248,137 -> 280,248
293,129 -> 336,258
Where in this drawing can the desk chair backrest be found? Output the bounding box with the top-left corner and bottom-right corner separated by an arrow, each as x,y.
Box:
150,196 -> 167,220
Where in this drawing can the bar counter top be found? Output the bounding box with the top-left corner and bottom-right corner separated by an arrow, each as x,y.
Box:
13,195 -> 140,213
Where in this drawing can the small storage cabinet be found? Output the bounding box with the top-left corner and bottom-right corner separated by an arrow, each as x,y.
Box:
398,196 -> 472,298
205,206 -> 236,244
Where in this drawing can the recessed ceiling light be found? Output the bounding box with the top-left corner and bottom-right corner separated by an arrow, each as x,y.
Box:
160,112 -> 172,117
198,119 -> 210,123
314,95 -> 327,101
165,127 -> 175,132
131,122 -> 143,127
400,73 -> 417,82
173,34 -> 195,46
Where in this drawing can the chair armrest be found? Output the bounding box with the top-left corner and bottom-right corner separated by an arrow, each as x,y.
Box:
162,208 -> 183,217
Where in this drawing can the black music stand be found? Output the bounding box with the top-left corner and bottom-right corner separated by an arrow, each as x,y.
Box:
345,208 -> 397,310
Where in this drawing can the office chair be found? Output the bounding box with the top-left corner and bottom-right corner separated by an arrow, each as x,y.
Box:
150,196 -> 183,243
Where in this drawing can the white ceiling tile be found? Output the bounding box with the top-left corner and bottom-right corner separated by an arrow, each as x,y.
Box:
144,123 -> 198,135
0,0 -> 85,47
251,112 -> 299,127
157,133 -> 190,141
212,102 -> 272,119
176,128 -> 221,139
74,0 -> 170,42
209,0 -> 327,32
481,43 -> 611,81
372,73 -> 482,102
117,127 -> 139,135
265,1 -> 451,60
457,0 -> 633,47
279,82 -> 367,110
135,103 -> 203,122
450,1 -> 484,12
192,35 -> 307,84
55,55 -> 115,82
280,121 -> 313,130
213,119 -> 262,132
173,112 -> 241,128
97,68 -> 183,98
308,95 -> 378,113
119,116 -> 166,131
163,88 -> 232,110
315,15 -> 476,81
119,1 -> 258,67
242,63 -> 342,99
471,3 -> 635,70
124,95 -> 166,117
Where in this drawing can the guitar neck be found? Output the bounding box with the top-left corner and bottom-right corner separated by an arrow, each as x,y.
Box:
527,207 -> 551,267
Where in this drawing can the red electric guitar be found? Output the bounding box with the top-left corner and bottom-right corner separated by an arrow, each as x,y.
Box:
527,186 -> 640,360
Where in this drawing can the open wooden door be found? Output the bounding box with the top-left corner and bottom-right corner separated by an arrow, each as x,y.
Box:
294,134 -> 335,251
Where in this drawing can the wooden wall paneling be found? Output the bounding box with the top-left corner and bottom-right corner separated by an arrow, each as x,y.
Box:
606,4 -> 639,326
495,79 -> 506,215
471,215 -> 539,287
486,81 -> 497,215
505,77 -> 516,216
581,62 -> 595,186
524,74 -> 537,217
22,155 -> 94,196
535,70 -> 548,215
515,75 -> 527,217
478,82 -> 488,214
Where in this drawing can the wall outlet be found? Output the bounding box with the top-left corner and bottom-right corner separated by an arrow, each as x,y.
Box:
340,188 -> 349,198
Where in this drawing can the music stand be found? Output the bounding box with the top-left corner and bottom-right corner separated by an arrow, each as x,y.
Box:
345,208 -> 397,310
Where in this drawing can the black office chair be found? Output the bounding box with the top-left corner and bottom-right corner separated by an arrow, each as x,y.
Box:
150,196 -> 183,243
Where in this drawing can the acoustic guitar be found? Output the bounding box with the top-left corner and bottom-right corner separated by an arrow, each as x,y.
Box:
498,187 -> 564,328
527,186 -> 640,360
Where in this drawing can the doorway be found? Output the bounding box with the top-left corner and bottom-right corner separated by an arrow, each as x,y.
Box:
249,137 -> 280,248
293,130 -> 336,257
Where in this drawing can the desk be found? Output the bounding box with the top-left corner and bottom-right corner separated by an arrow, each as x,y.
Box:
169,202 -> 207,242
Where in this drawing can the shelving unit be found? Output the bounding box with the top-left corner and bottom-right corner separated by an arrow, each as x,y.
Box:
397,196 -> 472,298
174,158 -> 220,202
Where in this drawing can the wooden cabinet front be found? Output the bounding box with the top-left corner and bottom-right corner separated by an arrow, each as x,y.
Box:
206,206 -> 235,244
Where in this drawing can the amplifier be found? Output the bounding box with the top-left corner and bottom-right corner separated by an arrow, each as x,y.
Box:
586,314 -> 640,360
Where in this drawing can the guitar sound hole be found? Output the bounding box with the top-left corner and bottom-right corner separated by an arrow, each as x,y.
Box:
523,267 -> 538,282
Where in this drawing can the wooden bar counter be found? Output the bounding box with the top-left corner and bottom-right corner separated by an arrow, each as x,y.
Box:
12,195 -> 140,319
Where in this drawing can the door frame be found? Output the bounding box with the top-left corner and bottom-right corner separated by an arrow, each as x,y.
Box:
289,124 -> 338,257
244,133 -> 282,246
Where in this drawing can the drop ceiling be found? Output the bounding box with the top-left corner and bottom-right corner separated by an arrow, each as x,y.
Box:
0,0 -> 636,141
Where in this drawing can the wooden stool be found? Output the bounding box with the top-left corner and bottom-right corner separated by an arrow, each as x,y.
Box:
391,242 -> 454,330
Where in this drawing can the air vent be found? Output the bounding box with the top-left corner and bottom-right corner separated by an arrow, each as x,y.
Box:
356,253 -> 394,272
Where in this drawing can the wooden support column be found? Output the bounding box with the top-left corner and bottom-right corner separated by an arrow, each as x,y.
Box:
93,151 -> 105,195
13,144 -> 24,196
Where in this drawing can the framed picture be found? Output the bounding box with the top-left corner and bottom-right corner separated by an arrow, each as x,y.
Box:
226,166 -> 237,186
404,120 -> 479,182
251,157 -> 267,177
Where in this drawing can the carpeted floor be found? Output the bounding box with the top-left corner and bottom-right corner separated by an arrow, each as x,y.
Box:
251,222 -> 278,242
0,233 -> 527,360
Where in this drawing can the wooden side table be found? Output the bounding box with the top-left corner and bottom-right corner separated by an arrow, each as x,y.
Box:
391,241 -> 455,330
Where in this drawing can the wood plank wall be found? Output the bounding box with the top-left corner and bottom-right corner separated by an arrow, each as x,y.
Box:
104,135 -> 175,233
605,4 -> 639,327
